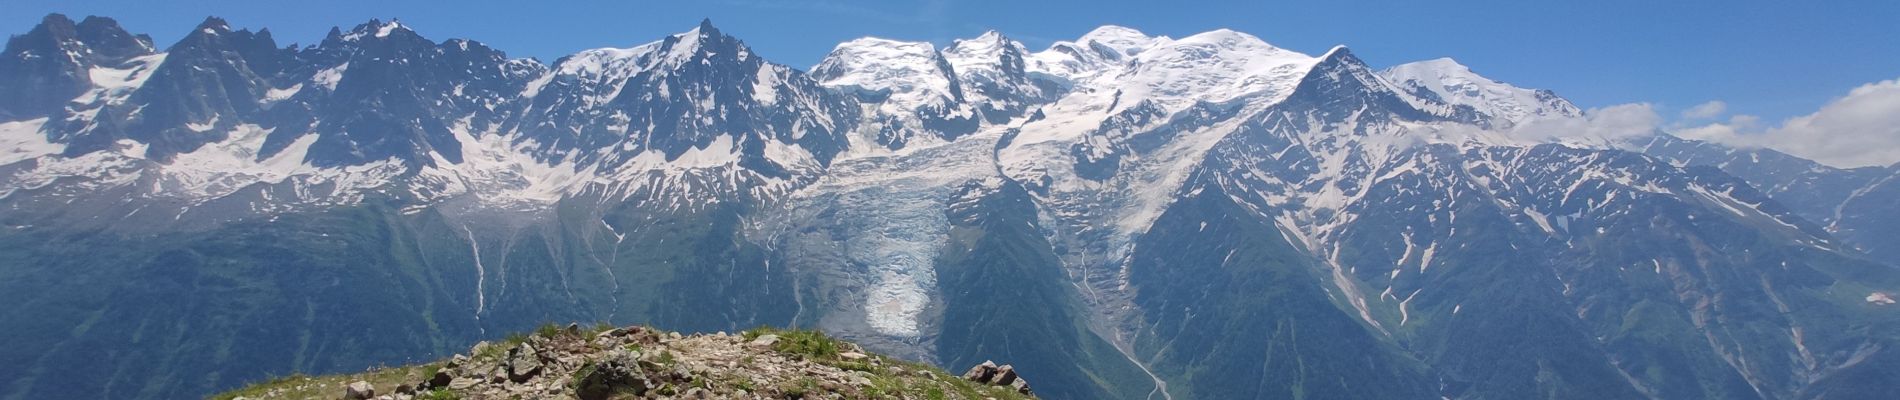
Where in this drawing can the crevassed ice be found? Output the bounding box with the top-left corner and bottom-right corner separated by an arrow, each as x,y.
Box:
844,185 -> 948,338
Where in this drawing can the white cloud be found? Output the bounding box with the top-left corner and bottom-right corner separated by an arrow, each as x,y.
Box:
1675,77 -> 1900,168
1416,103 -> 1665,148
1513,103 -> 1663,144
1680,100 -> 1727,120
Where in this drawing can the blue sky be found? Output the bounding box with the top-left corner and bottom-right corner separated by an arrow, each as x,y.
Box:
4,0 -> 1896,122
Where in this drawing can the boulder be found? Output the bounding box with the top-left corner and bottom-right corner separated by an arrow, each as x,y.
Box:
506,343 -> 544,382
447,376 -> 480,391
1009,377 -> 1033,395
343,380 -> 375,399
962,360 -> 999,383
488,366 -> 508,383
576,350 -> 649,400
747,334 -> 780,349
962,361 -> 1032,395
424,369 -> 453,389
992,364 -> 1019,385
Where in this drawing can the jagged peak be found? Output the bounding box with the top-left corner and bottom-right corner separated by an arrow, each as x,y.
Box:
1310,46 -> 1378,75
1298,45 -> 1396,92
35,13 -> 77,30
332,18 -> 415,42
168,16 -> 281,53
9,14 -> 80,50
73,15 -> 155,57
75,15 -> 121,29
660,19 -> 749,61
1317,45 -> 1353,60
194,16 -> 231,34
548,20 -> 765,80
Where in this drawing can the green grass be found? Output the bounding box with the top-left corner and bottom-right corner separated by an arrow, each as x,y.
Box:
207,363 -> 439,400
415,389 -> 461,400
779,377 -> 820,398
535,322 -> 566,338
770,328 -> 842,360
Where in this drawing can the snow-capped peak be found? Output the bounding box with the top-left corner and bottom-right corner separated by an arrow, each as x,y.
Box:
941,30 -> 1026,75
1076,25 -> 1166,59
539,20 -> 752,91
1028,25 -> 1171,82
1116,28 -> 1318,110
810,37 -> 961,110
1380,57 -> 1582,126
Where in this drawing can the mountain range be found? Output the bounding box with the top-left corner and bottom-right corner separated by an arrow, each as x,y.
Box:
2,13 -> 1898,399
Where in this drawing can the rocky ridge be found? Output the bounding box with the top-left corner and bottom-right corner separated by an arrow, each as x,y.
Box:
214,325 -> 1035,400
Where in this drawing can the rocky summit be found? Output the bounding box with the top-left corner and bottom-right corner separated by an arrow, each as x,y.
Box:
5,11 -> 1900,400
214,325 -> 1036,400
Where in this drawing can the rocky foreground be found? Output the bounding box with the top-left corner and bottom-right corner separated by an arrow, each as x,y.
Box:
213,325 -> 1034,399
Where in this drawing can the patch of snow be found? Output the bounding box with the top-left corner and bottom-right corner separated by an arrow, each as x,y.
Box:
1868,292 -> 1895,305
1523,207 -> 1557,234
0,118 -> 60,167
312,63 -> 349,90
265,84 -> 303,102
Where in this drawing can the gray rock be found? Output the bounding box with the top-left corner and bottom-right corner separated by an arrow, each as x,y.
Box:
1009,377 -> 1033,395
424,369 -> 453,389
962,360 -> 999,383
344,380 -> 375,399
747,334 -> 779,349
961,361 -> 1031,394
506,342 -> 544,383
993,364 -> 1018,385
488,365 -> 507,383
576,350 -> 649,400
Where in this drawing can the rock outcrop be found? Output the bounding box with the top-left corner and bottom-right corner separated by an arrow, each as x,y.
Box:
961,360 -> 1033,395
216,324 -> 1038,400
